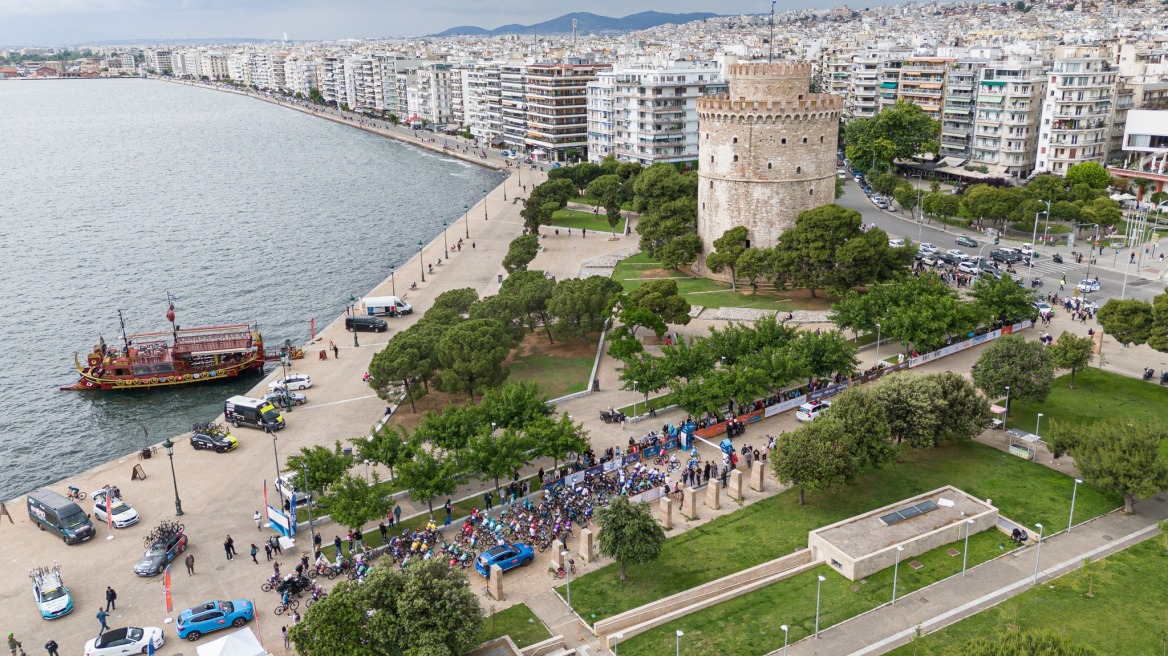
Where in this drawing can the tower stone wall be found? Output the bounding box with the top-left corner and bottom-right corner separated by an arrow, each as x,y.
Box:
696,63 -> 842,272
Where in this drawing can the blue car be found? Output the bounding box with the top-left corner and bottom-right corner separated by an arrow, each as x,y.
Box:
475,542 -> 535,577
176,600 -> 255,641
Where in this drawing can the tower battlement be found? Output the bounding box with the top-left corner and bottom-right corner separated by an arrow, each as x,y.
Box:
696,95 -> 844,118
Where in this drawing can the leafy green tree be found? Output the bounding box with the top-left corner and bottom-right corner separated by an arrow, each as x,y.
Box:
971,334 -> 1054,403
843,100 -> 941,173
964,185 -> 1024,228
771,418 -> 859,505
503,234 -> 541,273
921,192 -> 960,223
521,178 -> 575,233
1022,174 -> 1068,203
635,197 -> 702,269
429,288 -> 480,316
368,331 -> 434,412
871,373 -> 946,447
736,247 -> 773,296
396,447 -> 462,515
586,173 -> 623,206
467,293 -> 526,343
286,442 -> 353,497
787,329 -> 858,384
833,274 -> 977,353
500,270 -> 557,343
465,425 -> 533,494
658,338 -> 716,384
618,353 -> 670,410
414,404 -> 484,453
528,413 -> 591,472
971,273 -> 1036,324
1064,161 -> 1111,190
354,424 -> 415,480
480,381 -> 552,430
705,226 -> 749,291
617,306 -> 667,338
966,629 -> 1101,656
869,173 -> 903,197
1149,290 -> 1168,352
621,279 -> 692,328
1047,331 -> 1095,388
595,495 -> 666,581
893,186 -> 919,217
1097,298 -> 1153,346
606,325 -> 646,362
926,372 -> 992,442
631,163 -> 697,214
547,276 -> 623,343
1060,417 -> 1168,514
436,319 -> 512,403
322,472 -> 389,535
826,385 -> 897,469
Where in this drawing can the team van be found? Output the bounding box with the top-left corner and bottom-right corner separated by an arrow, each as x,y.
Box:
224,396 -> 286,432
28,490 -> 96,544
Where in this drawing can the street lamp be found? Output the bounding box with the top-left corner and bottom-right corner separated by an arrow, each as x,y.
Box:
1068,478 -> 1083,532
632,381 -> 638,419
464,204 -> 470,239
349,293 -> 359,347
614,632 -> 623,656
1035,413 -> 1043,440
780,625 -> 789,656
390,265 -> 396,297
561,550 -> 572,608
1032,523 -> 1044,583
891,545 -> 904,605
962,518 -> 974,576
1003,386 -> 1010,429
364,460 -> 370,483
271,429 -> 281,488
418,240 -> 425,282
301,463 -> 315,545
442,220 -> 449,260
675,630 -> 683,656
280,355 -> 293,413
483,189 -> 489,220
875,323 -> 882,364
162,436 -> 183,516
814,574 -> 826,638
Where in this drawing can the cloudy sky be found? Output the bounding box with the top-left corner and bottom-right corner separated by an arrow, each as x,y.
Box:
0,0 -> 861,46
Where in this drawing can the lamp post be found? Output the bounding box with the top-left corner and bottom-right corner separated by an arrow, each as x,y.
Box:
503,176 -> 507,202
614,632 -> 623,655
162,436 -> 183,516
464,204 -> 470,239
675,630 -> 683,656
418,240 -> 425,282
814,574 -> 826,638
875,322 -> 882,364
632,381 -> 638,419
1003,386 -> 1010,429
891,545 -> 904,605
442,220 -> 449,260
390,265 -> 396,297
1035,413 -> 1043,441
1068,478 -> 1083,532
364,460 -> 370,483
1032,523 -> 1044,583
780,625 -> 789,656
962,518 -> 974,576
349,293 -> 359,347
301,463 -> 315,545
271,429 -> 281,487
561,550 -> 572,608
483,189 -> 489,220
280,355 -> 293,413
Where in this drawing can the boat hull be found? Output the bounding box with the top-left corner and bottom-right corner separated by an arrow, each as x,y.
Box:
61,358 -> 265,391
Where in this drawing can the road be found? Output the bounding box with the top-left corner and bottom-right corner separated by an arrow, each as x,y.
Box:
836,180 -> 1167,304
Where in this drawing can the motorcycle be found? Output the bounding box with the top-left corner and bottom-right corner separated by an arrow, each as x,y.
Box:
1030,277 -> 1044,288
1161,372 -> 1168,385
1143,367 -> 1155,381
599,410 -> 627,424
1052,253 -> 1064,264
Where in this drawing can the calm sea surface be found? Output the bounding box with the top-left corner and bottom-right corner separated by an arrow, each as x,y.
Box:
0,79 -> 501,501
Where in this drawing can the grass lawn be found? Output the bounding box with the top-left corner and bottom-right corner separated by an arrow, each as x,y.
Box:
549,208 -> 627,234
507,333 -> 594,399
565,441 -> 1119,623
616,392 -> 676,418
888,538 -> 1168,655
611,254 -> 799,312
476,603 -> 553,649
618,531 -> 1013,656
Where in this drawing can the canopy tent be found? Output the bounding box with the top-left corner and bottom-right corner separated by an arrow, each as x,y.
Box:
196,628 -> 269,656
1111,192 -> 1138,201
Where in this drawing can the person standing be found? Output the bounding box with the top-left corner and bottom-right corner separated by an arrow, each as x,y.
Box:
264,542 -> 273,561
379,521 -> 388,543
7,633 -> 22,656
333,535 -> 342,556
393,504 -> 401,526
483,490 -> 493,511
444,499 -> 452,522
250,544 -> 259,564
185,553 -> 195,575
282,626 -> 290,650
269,534 -> 282,555
254,510 -> 263,530
43,639 -> 58,656
96,608 -> 109,634
104,586 -> 117,611
332,342 -> 340,359
224,535 -> 234,561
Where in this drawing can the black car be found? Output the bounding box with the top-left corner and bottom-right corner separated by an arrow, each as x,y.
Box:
955,236 -> 979,248
990,249 -> 1021,264
190,431 -> 237,453
135,532 -> 188,576
934,252 -> 960,266
345,315 -> 388,332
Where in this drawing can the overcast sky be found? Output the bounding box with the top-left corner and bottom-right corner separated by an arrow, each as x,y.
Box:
0,0 -> 864,46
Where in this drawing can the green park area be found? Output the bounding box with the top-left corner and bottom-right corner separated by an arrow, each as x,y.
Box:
563,441 -> 1119,624
612,252 -> 801,311
1008,367 -> 1168,438
550,208 -> 627,234
889,538 -> 1168,655
507,334 -> 594,399
476,603 -> 552,649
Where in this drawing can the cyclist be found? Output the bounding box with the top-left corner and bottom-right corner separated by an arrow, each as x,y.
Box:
281,589 -> 291,609
66,485 -> 80,498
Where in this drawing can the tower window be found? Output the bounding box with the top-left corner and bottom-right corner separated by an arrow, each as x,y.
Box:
809,188 -> 815,196
710,156 -> 714,163
820,136 -> 824,143
710,180 -> 714,188
796,166 -> 801,174
781,138 -> 787,145
733,155 -> 738,162
767,163 -> 772,169
733,137 -> 738,144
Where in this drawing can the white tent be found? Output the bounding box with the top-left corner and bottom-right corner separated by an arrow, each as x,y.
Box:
195,628 -> 270,656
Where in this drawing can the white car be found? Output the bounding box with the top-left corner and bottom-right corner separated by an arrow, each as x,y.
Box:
1076,278 -> 1101,293
889,238 -> 906,248
91,490 -> 139,528
1019,244 -> 1036,256
268,373 -> 312,391
874,198 -> 890,209
275,473 -> 313,507
31,565 -> 73,619
84,627 -> 164,656
918,243 -> 938,254
795,400 -> 832,422
946,249 -> 969,261
957,261 -> 982,275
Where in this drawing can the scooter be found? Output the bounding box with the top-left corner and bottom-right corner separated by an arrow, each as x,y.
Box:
1143,367 -> 1155,381
1031,277 -> 1044,288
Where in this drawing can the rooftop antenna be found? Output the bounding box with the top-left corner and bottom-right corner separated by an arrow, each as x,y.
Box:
572,18 -> 577,50
768,0 -> 776,63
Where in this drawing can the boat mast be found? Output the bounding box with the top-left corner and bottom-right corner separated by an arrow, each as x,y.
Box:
117,309 -> 129,354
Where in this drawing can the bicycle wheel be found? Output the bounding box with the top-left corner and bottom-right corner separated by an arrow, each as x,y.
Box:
289,599 -> 300,610
176,523 -> 185,533
305,598 -> 316,608
306,568 -> 317,579
275,605 -> 287,616
556,569 -> 566,579
261,583 -> 273,592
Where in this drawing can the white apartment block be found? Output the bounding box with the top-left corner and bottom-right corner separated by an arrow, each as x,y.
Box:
463,63 -> 504,144
343,56 -> 381,111
147,50 -> 174,74
1036,46 -> 1117,175
172,51 -> 201,78
499,63 -> 527,151
414,62 -> 454,126
200,53 -> 230,80
939,60 -> 985,159
318,56 -> 345,106
524,63 -> 611,162
587,64 -> 723,166
972,58 -> 1046,178
282,58 -> 316,97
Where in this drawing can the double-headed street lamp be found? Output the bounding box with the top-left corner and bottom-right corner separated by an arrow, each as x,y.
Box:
442,220 -> 449,260
280,355 -> 293,413
483,189 -> 489,221
162,436 -> 183,516
349,293 -> 359,347
390,265 -> 396,297
1068,478 -> 1083,532
418,240 -> 426,282
464,204 -> 470,239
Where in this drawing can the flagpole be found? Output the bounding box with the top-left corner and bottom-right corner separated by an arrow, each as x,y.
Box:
769,0 -> 776,64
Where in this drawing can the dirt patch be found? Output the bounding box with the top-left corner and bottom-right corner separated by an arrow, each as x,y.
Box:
385,389 -> 467,431
506,331 -> 595,362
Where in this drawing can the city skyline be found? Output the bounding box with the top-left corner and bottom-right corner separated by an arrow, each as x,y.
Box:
0,0 -> 880,46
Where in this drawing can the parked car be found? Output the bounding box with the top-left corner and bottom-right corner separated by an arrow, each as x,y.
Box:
92,490 -> 140,528
1032,301 -> 1053,318
795,400 -> 832,422
918,242 -> 939,254
889,238 -> 906,248
957,261 -> 982,275
955,236 -> 979,248
990,248 -> 1021,264
263,389 -> 307,407
933,252 -> 960,266
1019,243 -> 1039,258
268,374 -> 312,391
946,249 -> 970,260
873,197 -> 890,209
31,565 -> 73,619
84,627 -> 164,656
1077,278 -> 1101,293
135,531 -> 188,576
475,542 -> 535,577
190,431 -> 238,453
345,315 -> 388,332
176,600 -> 255,641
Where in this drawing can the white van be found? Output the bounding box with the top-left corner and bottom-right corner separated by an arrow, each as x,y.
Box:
363,295 -> 413,316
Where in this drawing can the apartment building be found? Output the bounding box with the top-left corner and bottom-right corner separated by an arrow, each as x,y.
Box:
1035,46 -> 1116,175
200,52 -> 230,80
318,56 -> 345,107
971,58 -> 1046,178
147,50 -> 174,74
587,64 -> 723,166
939,60 -> 985,159
463,63 -> 504,145
524,63 -> 610,161
499,63 -> 527,151
414,62 -> 454,127
282,57 -> 317,97
898,58 -> 952,123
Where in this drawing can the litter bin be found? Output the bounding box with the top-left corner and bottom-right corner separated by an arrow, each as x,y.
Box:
498,274 -> 503,283
591,378 -> 600,392
343,447 -> 353,457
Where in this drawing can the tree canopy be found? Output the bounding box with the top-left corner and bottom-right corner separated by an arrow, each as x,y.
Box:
971,334 -> 1054,404
1047,331 -> 1095,388
547,276 -> 623,342
705,226 -> 749,291
502,234 -> 541,272
843,100 -> 941,174
435,319 -> 513,403
1055,417 -> 1168,514
1064,161 -> 1110,190
771,418 -> 859,505
595,495 -> 666,581
1097,298 -> 1154,347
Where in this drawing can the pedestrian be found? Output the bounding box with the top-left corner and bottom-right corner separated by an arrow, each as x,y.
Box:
332,341 -> 339,359
379,521 -> 388,543
254,510 -> 263,530
105,586 -> 117,611
314,532 -> 322,551
265,542 -> 273,560
483,490 -> 493,510
96,608 -> 109,634
347,530 -> 355,553
224,535 -> 234,561
292,611 -> 302,625
582,228 -> 587,238
269,534 -> 282,555
251,544 -> 259,563
43,639 -> 58,656
444,498 -> 452,521
7,633 -> 22,656
282,626 -> 290,650
472,242 -> 475,250
185,553 -> 195,575
334,535 -> 343,556
393,504 -> 401,525
273,561 -> 281,577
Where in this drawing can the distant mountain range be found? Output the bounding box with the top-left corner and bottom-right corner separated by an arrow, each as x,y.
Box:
431,11 -> 719,37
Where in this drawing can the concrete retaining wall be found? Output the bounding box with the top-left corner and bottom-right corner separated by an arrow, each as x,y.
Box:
521,636 -> 567,656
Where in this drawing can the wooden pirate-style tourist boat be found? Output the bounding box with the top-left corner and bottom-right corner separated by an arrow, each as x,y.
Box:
61,303 -> 268,391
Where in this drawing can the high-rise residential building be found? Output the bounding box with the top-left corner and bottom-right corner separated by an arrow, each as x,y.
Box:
463,62 -> 504,144
898,58 -> 953,123
972,58 -> 1047,178
499,63 -> 527,151
847,53 -> 881,119
147,50 -> 174,74
939,60 -> 985,159
318,56 -> 346,107
414,62 -> 454,127
587,64 -> 723,166
1035,46 -> 1116,175
523,63 -> 610,161
282,57 -> 317,97
200,52 -> 230,80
